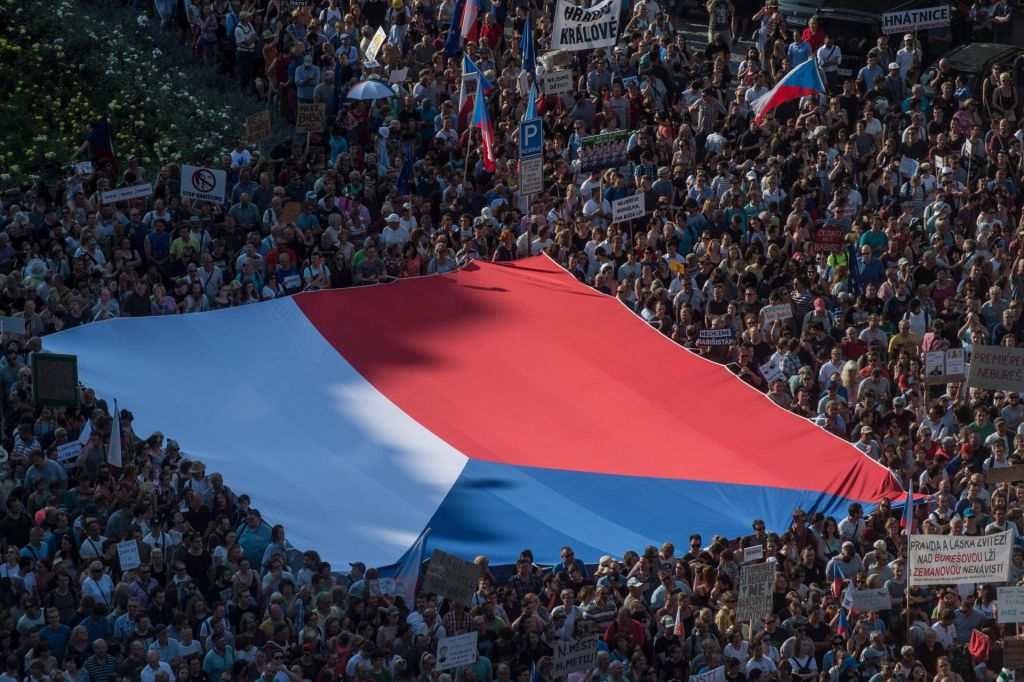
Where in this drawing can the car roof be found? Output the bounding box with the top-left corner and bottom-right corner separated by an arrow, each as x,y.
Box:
941,43 -> 1024,72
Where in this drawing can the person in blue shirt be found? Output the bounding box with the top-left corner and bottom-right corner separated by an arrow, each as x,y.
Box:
856,245 -> 885,289
550,545 -> 590,579
38,608 -> 71,660
857,54 -> 883,94
236,508 -> 273,570
786,31 -> 812,68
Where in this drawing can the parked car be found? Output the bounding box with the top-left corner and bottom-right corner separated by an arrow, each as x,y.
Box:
777,0 -> 964,80
920,42 -> 1024,98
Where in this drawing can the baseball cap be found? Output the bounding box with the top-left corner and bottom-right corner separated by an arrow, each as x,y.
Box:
893,396 -> 907,407
350,561 -> 367,571
627,576 -> 644,587
661,616 -> 675,628
888,62 -> 899,70
386,213 -> 400,223
813,297 -> 825,311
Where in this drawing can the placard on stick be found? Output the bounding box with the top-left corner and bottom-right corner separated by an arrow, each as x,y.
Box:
296,103 -> 326,134
245,110 -> 272,144
421,549 -> 478,604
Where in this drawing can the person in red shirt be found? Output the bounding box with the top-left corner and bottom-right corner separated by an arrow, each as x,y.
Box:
840,326 -> 867,361
603,607 -> 646,650
801,17 -> 826,52
479,13 -> 503,52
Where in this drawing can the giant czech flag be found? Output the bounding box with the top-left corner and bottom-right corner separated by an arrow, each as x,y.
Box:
752,58 -> 826,123
46,257 -> 904,568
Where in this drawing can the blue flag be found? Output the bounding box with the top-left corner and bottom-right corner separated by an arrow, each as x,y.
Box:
520,15 -> 536,82
397,143 -> 415,196
443,0 -> 466,57
334,58 -> 343,116
524,83 -> 538,121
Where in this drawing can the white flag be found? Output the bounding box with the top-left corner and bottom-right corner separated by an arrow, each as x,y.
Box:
108,402 -> 122,468
77,416 -> 93,446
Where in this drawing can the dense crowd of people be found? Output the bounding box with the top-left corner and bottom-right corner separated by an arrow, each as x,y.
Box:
3,0 -> 1024,681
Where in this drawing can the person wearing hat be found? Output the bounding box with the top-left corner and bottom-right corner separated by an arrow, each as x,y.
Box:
381,213 -> 409,248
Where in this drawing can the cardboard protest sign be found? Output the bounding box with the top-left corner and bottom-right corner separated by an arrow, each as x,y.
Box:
1004,638 -> 1024,668
296,103 -> 326,134
985,465 -> 1024,485
968,346 -> 1024,393
245,110 -> 272,144
421,549 -> 478,604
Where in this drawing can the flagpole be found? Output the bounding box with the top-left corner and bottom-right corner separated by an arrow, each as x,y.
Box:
905,475 -> 913,642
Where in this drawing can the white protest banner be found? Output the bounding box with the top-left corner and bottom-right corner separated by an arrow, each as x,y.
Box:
882,5 -> 950,34
551,0 -> 623,51
56,441 -> 82,466
899,156 -> 919,178
101,183 -> 153,204
698,329 -> 734,347
690,666 -> 726,682
181,165 -> 228,204
436,632 -> 478,670
553,635 -> 599,677
519,156 -> 543,196
741,544 -> 764,563
851,588 -> 891,613
421,549 -> 479,604
377,577 -> 395,595
968,346 -> 1024,393
611,194 -> 645,224
75,161 -> 93,174
117,540 -> 142,570
366,26 -> 387,61
389,67 -> 409,84
759,361 -> 785,385
736,562 -> 774,622
762,304 -> 793,324
998,586 -> 1024,624
909,531 -> 1013,586
543,69 -> 574,95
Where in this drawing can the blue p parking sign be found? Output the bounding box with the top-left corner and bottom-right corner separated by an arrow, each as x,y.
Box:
519,118 -> 543,158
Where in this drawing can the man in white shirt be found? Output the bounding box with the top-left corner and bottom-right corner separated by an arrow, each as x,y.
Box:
895,34 -> 920,78
141,651 -> 175,682
380,214 -> 409,248
931,610 -> 957,649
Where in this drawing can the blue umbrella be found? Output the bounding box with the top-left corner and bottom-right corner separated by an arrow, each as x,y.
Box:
346,80 -> 396,100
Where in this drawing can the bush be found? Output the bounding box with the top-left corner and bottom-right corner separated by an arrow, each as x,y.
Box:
0,0 -> 260,185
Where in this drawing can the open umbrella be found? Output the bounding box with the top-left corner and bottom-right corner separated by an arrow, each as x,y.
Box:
346,80 -> 396,100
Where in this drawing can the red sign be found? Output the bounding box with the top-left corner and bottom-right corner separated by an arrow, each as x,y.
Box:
814,225 -> 845,254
